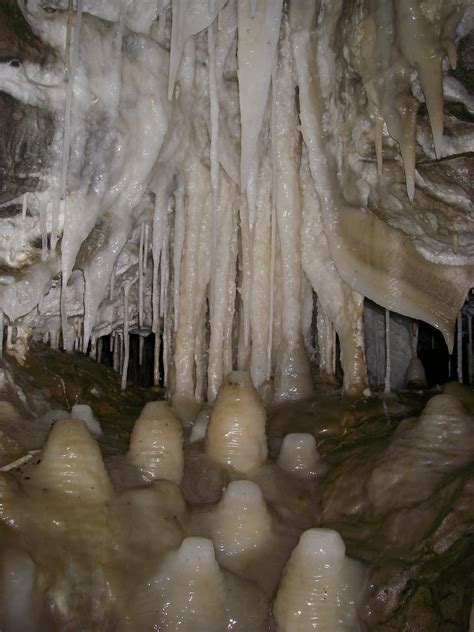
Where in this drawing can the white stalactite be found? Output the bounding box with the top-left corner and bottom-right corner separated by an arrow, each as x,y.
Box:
384,309 -> 391,394
457,312 -> 463,384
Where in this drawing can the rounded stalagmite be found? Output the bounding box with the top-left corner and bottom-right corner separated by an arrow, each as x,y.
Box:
206,371 -> 268,474
273,528 -> 363,631
128,401 -> 183,485
276,433 -> 322,479
29,419 -> 112,502
123,537 -> 227,632
405,357 -> 427,389
212,480 -> 272,563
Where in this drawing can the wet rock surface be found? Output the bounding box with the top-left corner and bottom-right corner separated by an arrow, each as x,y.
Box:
0,347 -> 471,630
0,1 -> 55,206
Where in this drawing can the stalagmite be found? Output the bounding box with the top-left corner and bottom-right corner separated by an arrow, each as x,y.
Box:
273,528 -> 364,631
29,419 -> 113,502
120,535 -> 268,631
405,357 -> 427,389
128,401 -> 184,485
206,371 -> 267,474
212,480 -> 272,564
277,433 -> 324,479
70,404 -> 102,437
0,548 -> 39,632
367,394 -> 474,511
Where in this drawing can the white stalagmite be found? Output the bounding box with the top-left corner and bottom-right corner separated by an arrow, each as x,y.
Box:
206,371 -> 268,474
273,528 -> 364,631
125,537 -> 227,631
212,480 -> 272,564
29,419 -> 113,502
368,394 -> 474,511
70,404 -> 102,437
128,401 -> 184,485
277,433 -> 323,479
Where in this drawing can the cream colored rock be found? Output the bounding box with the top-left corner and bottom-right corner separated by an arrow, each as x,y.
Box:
120,536 -> 269,631
128,401 -> 183,485
121,537 -> 227,632
277,433 -> 323,479
212,481 -> 272,561
273,528 -> 363,631
70,404 -> 102,437
29,419 -> 112,502
206,371 -> 268,474
189,408 -> 210,444
367,394 -> 474,511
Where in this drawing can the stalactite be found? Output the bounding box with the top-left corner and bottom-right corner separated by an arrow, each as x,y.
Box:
384,309 -> 391,394
208,21 -> 219,312
457,312 -> 463,384
60,0 -> 84,346
0,310 -> 4,357
412,320 -> 419,357
172,188 -> 185,334
113,333 -> 119,373
468,313 -> 472,385
121,286 -> 131,391
138,222 -> 145,329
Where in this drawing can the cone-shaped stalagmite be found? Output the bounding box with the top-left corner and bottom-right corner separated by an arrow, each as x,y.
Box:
206,372 -> 268,474
128,401 -> 184,484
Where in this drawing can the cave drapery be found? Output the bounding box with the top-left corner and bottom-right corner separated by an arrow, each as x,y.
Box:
0,0 -> 472,404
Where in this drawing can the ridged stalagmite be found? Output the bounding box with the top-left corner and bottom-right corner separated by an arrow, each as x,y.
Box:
212,480 -> 272,563
29,419 -> 112,502
273,528 -> 363,631
128,401 -> 184,485
367,394 -> 474,511
206,372 -> 268,474
120,536 -> 269,631
277,433 -> 323,478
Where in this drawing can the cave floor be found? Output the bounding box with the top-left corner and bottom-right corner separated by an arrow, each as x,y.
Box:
0,345 -> 472,631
